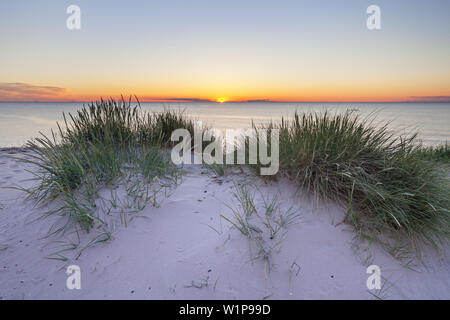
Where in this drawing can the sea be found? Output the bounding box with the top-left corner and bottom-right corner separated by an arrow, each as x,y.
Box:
0,102 -> 449,147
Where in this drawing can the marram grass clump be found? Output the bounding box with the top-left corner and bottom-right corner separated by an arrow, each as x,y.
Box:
255,111 -> 449,260
62,98 -> 199,147
417,143 -> 450,165
18,98 -> 200,259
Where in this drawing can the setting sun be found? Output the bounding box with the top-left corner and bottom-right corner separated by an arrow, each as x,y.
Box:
216,97 -> 227,103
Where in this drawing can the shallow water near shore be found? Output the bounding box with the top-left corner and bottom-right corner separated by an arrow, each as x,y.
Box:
0,101 -> 449,147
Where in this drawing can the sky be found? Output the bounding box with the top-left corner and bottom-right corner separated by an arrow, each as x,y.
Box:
0,0 -> 449,102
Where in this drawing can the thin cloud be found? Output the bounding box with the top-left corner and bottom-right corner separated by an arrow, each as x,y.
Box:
0,82 -> 68,101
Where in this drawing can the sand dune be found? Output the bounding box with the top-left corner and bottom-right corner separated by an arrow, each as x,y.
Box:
0,149 -> 449,300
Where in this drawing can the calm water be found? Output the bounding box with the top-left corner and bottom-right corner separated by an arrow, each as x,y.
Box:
0,102 -> 449,147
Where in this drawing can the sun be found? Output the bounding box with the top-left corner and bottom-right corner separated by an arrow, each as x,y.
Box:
216,97 -> 227,103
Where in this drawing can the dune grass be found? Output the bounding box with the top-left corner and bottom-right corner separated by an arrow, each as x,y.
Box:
253,111 -> 449,260
18,98 -> 199,258
417,143 -> 450,165
221,181 -> 300,269
62,98 -> 199,148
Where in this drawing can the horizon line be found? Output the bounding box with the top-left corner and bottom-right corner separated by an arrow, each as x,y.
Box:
1,99 -> 450,103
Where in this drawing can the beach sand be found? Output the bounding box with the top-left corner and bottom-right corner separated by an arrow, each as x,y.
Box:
0,149 -> 449,299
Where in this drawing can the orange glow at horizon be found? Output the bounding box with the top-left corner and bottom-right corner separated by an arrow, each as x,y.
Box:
2,91 -> 450,103
1,81 -> 449,103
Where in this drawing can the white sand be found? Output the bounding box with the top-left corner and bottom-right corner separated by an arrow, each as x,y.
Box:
0,149 -> 449,300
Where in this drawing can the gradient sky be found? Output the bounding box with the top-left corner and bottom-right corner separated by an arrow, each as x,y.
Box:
0,0 -> 449,102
